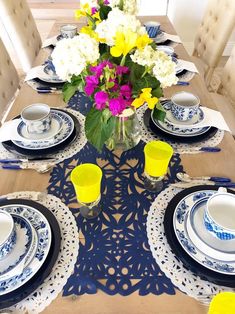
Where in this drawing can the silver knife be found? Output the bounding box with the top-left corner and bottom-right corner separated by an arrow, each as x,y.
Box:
171,182 -> 235,188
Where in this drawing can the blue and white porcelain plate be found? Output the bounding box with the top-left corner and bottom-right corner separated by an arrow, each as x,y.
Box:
0,204 -> 51,295
0,214 -> 34,281
17,111 -> 63,141
153,31 -> 166,44
173,190 -> 235,275
37,65 -> 65,84
157,45 -> 174,55
13,110 -> 74,150
163,101 -> 205,128
151,106 -> 210,137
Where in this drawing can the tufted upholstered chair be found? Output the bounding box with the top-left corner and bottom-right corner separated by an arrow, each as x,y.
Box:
210,45 -> 235,136
0,37 -> 19,122
192,0 -> 235,90
0,0 -> 42,72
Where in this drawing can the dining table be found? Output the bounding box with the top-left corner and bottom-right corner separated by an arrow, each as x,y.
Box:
1,15 -> 235,314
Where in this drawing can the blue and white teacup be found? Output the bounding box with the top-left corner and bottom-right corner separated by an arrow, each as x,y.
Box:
21,103 -> 51,134
144,21 -> 161,38
204,188 -> 235,240
171,92 -> 200,121
60,24 -> 77,39
0,211 -> 16,260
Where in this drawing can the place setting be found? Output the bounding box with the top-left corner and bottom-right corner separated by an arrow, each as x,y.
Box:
42,24 -> 78,48
0,103 -> 86,171
139,91 -> 230,154
0,189 -> 78,311
144,21 -> 182,47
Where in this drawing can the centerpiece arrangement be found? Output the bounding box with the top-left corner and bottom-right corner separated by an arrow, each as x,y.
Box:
51,0 -> 178,152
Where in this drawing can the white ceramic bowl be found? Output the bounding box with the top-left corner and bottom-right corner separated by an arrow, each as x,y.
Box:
204,191 -> 235,240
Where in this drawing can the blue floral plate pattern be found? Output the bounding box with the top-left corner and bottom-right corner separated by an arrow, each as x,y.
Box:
173,190 -> 235,275
12,110 -> 74,150
0,204 -> 51,295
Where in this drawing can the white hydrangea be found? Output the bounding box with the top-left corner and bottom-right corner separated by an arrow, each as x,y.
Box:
130,45 -> 156,67
51,34 -> 100,82
95,8 -> 145,46
109,0 -> 138,14
131,47 -> 178,88
152,50 -> 178,88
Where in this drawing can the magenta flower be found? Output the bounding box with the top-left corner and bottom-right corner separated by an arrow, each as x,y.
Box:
120,84 -> 132,99
116,65 -> 129,75
94,91 -> 108,110
91,7 -> 98,15
104,0 -> 110,5
90,61 -> 113,78
84,75 -> 99,96
109,97 -> 127,116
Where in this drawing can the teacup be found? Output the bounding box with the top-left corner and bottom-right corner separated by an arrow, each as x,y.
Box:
60,24 -> 77,38
21,103 -> 51,134
0,211 -> 16,260
144,21 -> 161,38
171,91 -> 200,121
204,188 -> 235,240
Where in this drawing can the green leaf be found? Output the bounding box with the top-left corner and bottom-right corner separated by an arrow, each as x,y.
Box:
152,102 -> 166,122
62,83 -> 79,102
132,73 -> 160,95
85,107 -> 116,152
99,5 -> 112,20
152,86 -> 163,98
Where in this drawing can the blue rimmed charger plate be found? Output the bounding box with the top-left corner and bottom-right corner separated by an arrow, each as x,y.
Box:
164,185 -> 235,287
0,198 -> 61,309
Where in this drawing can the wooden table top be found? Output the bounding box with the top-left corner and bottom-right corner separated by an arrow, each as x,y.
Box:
3,15 -> 235,314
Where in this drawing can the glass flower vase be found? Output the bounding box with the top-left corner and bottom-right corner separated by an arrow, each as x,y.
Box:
106,108 -> 141,152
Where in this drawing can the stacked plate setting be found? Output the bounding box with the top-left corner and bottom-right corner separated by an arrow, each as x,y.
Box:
164,186 -> 235,287
0,198 -> 61,309
2,108 -> 79,158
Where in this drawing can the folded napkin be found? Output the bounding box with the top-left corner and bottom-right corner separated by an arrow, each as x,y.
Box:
0,119 -> 25,142
177,59 -> 199,73
163,33 -> 182,44
177,107 -> 231,132
25,65 -> 45,82
42,35 -> 58,48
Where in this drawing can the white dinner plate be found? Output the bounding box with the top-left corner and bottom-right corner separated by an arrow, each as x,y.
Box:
154,31 -> 166,44
173,190 -> 235,275
157,45 -> 174,55
0,204 -> 51,295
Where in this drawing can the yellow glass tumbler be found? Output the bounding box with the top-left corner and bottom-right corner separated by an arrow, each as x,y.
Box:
144,140 -> 174,191
71,163 -> 102,218
209,292 -> 235,314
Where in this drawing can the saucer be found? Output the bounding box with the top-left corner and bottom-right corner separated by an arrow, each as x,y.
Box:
37,65 -> 65,84
173,190 -> 235,275
13,110 -> 74,150
151,109 -> 210,137
187,197 -> 235,261
17,111 -> 63,141
163,102 -> 205,127
175,59 -> 184,75
154,31 -> 166,44
157,45 -> 174,55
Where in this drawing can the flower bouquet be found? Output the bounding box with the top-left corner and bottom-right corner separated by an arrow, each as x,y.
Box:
51,0 -> 178,152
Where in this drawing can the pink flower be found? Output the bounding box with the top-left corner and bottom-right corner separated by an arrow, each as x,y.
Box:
116,65 -> 129,75
109,97 -> 127,116
104,0 -> 110,5
84,75 -> 99,96
120,84 -> 132,99
91,7 -> 98,15
94,91 -> 108,110
90,61 -> 113,77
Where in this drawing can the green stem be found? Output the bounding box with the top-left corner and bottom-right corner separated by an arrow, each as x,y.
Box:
120,55 -> 126,66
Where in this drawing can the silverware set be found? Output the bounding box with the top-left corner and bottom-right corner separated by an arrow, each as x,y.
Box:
0,158 -> 58,173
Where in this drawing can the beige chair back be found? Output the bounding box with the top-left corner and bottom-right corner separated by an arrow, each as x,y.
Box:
218,45 -> 235,105
0,0 -> 42,72
0,37 -> 19,120
193,0 -> 235,86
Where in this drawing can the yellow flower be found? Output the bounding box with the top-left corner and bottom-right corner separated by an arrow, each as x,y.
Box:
136,34 -> 152,50
132,88 -> 158,109
110,30 -> 138,57
80,26 -> 98,40
75,3 -> 91,20
92,11 -> 101,22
